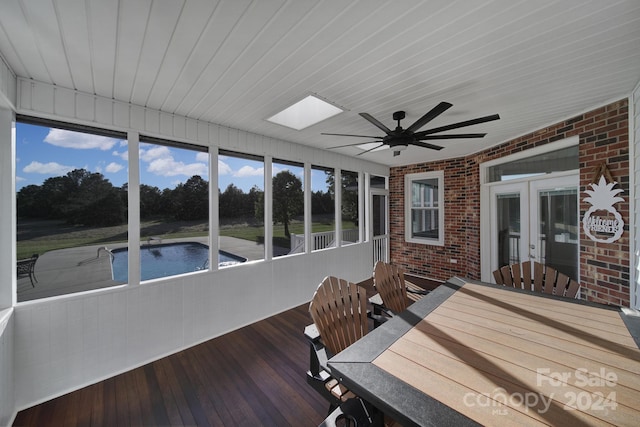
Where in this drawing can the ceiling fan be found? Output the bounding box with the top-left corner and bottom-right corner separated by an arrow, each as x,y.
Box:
322,102 -> 500,156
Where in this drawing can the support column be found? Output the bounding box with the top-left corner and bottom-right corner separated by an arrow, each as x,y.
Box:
0,108 -> 15,308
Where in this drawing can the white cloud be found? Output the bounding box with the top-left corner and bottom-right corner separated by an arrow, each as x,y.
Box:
195,152 -> 209,162
218,159 -> 232,175
113,150 -> 128,161
105,162 -> 124,173
23,161 -> 75,175
44,128 -> 119,150
147,158 -> 207,177
139,145 -> 208,178
234,165 -> 264,177
140,145 -> 171,162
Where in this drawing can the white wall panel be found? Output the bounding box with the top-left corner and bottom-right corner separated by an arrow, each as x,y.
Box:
159,111 -> 174,137
113,102 -> 130,129
95,97 -> 113,126
75,92 -> 94,122
0,309 -> 14,427
186,117 -> 198,142
130,104 -> 146,131
17,80 -> 30,111
0,109 -> 15,310
53,87 -> 75,119
32,83 -> 54,115
197,121 -> 208,144
145,108 -> 160,135
0,55 -> 17,109
173,115 -> 186,140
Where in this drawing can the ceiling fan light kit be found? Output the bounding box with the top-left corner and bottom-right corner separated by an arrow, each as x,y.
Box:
323,102 -> 500,157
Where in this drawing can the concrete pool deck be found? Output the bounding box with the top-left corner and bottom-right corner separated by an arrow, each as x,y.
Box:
17,236 -> 270,302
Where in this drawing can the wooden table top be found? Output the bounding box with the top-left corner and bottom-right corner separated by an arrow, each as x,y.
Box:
329,278 -> 640,427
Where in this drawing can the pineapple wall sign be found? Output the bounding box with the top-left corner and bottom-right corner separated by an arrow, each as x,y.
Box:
582,165 -> 624,243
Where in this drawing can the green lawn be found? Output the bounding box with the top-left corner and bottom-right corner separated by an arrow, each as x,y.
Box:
17,218 -> 356,259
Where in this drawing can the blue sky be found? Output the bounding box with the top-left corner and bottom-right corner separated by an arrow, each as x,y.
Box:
16,122 -> 327,193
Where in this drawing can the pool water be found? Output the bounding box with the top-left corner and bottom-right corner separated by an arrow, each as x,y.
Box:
111,242 -> 246,282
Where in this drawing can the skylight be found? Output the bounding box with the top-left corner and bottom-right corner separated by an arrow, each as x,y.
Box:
266,95 -> 343,130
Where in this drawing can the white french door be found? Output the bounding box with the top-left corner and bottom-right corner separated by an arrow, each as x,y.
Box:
489,173 -> 579,281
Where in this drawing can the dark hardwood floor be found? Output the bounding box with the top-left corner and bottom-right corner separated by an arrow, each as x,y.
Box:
13,303 -> 330,427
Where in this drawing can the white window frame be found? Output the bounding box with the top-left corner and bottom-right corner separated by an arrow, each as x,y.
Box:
405,171 -> 444,246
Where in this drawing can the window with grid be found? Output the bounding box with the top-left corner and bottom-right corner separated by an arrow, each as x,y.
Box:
405,171 -> 444,246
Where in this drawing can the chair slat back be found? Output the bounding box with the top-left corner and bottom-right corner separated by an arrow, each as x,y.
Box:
373,261 -> 409,313
309,276 -> 368,356
533,262 -> 545,293
493,261 -> 580,299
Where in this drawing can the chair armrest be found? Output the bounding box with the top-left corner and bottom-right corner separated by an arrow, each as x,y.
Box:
368,293 -> 393,327
405,280 -> 431,295
304,323 -> 320,342
406,287 -> 430,295
305,323 -> 331,375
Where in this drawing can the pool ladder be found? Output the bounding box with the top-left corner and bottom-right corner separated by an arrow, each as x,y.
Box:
97,246 -> 114,260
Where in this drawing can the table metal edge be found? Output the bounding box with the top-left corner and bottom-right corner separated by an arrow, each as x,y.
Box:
328,361 -> 481,427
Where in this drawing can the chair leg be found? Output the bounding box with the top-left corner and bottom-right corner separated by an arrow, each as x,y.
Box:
318,398 -> 383,427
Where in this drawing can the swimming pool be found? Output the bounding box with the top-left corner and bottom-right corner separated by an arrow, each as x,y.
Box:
111,242 -> 247,282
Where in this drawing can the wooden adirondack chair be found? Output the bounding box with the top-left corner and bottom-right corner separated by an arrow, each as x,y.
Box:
307,276 -> 368,403
306,276 -> 382,425
371,261 -> 430,315
493,260 -> 580,298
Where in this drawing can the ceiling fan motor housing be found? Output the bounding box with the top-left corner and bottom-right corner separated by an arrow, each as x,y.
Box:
392,111 -> 406,121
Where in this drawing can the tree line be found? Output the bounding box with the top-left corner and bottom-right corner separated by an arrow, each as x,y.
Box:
16,168 -> 357,233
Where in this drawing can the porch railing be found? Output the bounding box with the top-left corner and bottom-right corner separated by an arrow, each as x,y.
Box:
373,235 -> 388,264
290,229 -> 359,253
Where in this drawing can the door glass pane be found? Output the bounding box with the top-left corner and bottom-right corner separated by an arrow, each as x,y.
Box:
372,193 -> 387,263
372,194 -> 385,237
370,175 -> 386,189
497,193 -> 521,267
488,145 -> 578,182
538,188 -> 578,279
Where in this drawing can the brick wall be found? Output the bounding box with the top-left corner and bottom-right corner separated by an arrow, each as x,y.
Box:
390,99 -> 630,306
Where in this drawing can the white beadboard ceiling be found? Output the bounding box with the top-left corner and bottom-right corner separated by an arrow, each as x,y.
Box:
0,0 -> 639,166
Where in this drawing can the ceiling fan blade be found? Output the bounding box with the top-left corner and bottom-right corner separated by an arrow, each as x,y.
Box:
321,132 -> 383,139
359,113 -> 392,134
406,101 -> 453,132
356,143 -> 385,156
418,133 -> 486,140
409,141 -> 444,151
415,114 -> 500,137
327,141 -> 382,149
